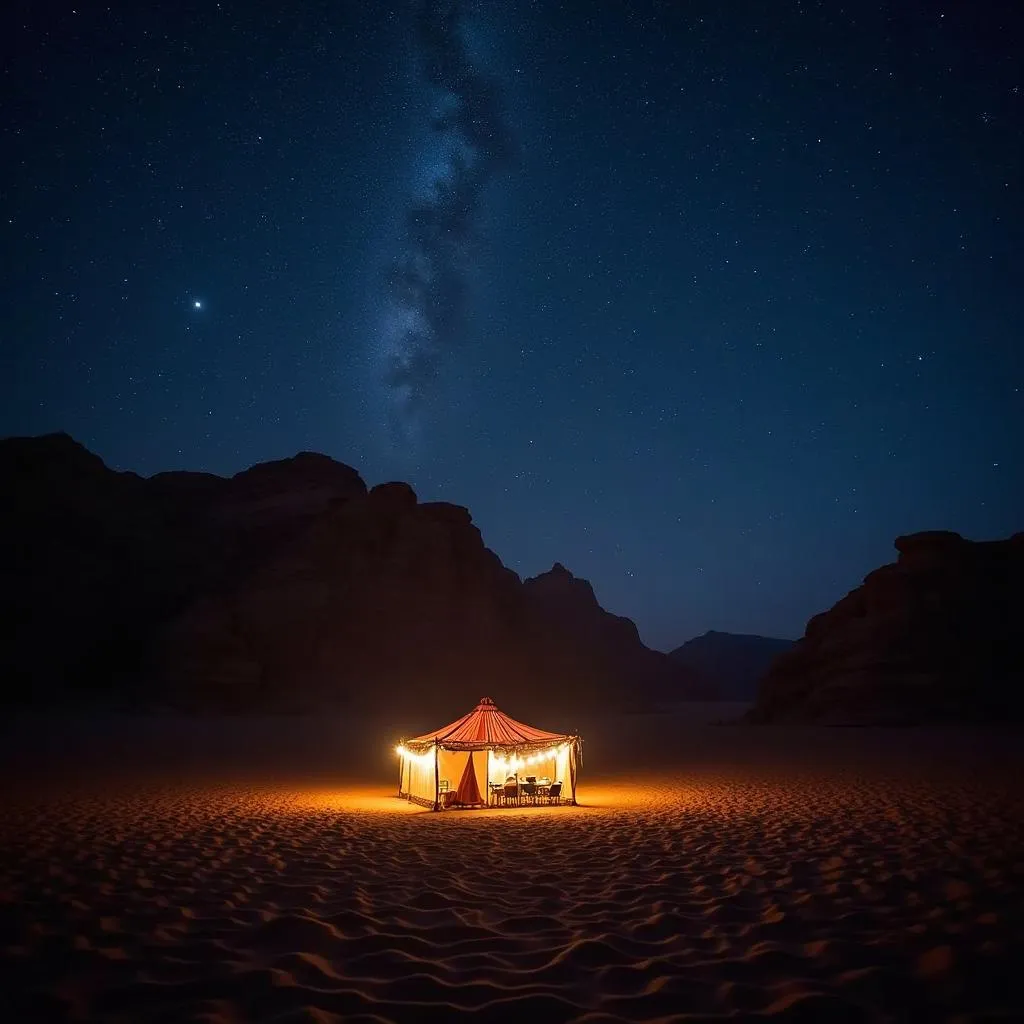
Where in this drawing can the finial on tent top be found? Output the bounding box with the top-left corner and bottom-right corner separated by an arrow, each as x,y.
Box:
477,696 -> 495,708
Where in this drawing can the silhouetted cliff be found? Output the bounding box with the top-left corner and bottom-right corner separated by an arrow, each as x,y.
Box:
747,531 -> 1024,724
523,563 -> 719,703
669,631 -> 793,702
0,433 -> 703,715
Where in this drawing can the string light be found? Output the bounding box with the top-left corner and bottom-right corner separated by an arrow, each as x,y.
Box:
395,743 -> 569,772
394,744 -> 434,766
491,745 -> 568,773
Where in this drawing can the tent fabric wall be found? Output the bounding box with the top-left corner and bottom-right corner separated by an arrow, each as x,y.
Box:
401,748 -> 438,808
555,746 -> 571,797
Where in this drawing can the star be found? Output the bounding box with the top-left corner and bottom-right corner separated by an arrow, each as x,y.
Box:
193,300 -> 202,310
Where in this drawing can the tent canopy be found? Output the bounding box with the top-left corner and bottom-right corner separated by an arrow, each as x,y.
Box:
403,696 -> 576,752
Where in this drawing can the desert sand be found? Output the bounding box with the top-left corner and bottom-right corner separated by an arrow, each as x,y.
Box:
1,707 -> 1022,1022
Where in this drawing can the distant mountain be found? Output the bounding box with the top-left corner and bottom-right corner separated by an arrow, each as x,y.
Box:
668,631 -> 793,701
746,531 -> 1024,724
0,432 -> 705,717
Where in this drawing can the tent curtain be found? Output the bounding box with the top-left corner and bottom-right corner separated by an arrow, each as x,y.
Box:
456,751 -> 483,805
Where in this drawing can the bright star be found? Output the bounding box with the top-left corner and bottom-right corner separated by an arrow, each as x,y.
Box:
193,300 -> 202,310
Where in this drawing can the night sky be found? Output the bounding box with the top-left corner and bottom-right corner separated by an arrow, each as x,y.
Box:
2,1 -> 1021,650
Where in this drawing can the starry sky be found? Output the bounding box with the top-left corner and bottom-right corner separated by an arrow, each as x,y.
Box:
2,0 -> 1021,650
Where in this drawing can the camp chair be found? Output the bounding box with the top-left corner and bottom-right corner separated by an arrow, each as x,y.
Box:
502,780 -> 519,806
546,782 -> 562,805
521,780 -> 538,804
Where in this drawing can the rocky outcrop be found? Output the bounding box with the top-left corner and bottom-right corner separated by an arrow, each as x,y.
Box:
669,631 -> 793,701
0,433 -> 704,715
522,563 -> 713,704
747,531 -> 1024,724
0,433 -> 369,703
156,482 -> 533,714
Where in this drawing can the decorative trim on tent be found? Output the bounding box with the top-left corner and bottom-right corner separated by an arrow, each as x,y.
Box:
414,738 -> 576,754
401,792 -> 436,809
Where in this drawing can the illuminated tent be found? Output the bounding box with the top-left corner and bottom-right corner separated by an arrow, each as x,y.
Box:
396,697 -> 582,810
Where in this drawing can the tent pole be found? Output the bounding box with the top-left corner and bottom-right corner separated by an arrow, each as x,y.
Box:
397,752 -> 403,798
486,748 -> 491,807
433,742 -> 440,811
570,740 -> 578,805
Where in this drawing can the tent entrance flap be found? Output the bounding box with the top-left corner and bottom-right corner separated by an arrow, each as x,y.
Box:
456,751 -> 484,805
438,748 -> 487,806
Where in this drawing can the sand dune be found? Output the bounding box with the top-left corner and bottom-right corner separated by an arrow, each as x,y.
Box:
1,712 -> 1022,1022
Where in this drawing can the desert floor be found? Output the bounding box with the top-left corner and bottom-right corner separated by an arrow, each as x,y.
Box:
1,706 -> 1022,1022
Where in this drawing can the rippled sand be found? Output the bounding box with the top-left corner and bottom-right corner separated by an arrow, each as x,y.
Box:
2,712 -> 1022,1022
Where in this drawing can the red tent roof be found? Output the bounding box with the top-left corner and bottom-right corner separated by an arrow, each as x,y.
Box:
403,697 -> 574,751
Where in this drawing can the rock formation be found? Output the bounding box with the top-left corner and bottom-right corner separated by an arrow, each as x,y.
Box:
0,433 -> 702,716
669,631 -> 793,702
747,531 -> 1024,724
522,563 -> 718,704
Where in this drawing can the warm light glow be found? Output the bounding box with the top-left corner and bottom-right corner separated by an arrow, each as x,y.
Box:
395,744 -> 434,766
397,742 -> 569,772
492,744 -> 568,774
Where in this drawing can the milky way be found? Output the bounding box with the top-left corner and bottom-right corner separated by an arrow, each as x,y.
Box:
379,0 -> 516,446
